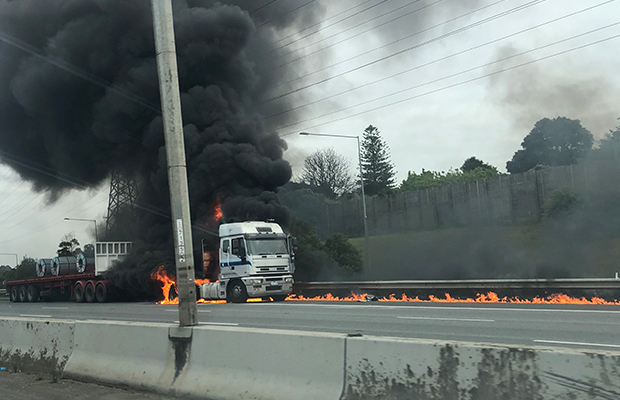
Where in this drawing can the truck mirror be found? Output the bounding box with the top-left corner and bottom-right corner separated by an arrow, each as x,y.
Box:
292,237 -> 298,251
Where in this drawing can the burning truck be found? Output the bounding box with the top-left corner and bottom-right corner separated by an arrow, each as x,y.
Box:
4,220 -> 296,304
199,220 -> 296,303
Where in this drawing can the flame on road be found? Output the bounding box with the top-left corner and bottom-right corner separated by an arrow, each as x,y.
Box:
153,266 -> 618,305
286,292 -> 620,305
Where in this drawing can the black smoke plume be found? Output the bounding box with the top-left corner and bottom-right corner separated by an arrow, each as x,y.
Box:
0,0 -> 324,298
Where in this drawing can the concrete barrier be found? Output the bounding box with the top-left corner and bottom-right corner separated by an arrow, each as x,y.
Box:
172,325 -> 346,400
63,320 -> 172,393
342,336 -> 620,400
64,320 -> 346,400
0,317 -> 74,375
3,316 -> 620,400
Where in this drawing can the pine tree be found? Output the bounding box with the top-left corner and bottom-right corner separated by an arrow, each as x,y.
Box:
360,125 -> 396,196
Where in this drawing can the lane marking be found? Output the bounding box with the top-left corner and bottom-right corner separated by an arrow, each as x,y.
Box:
166,309 -> 211,313
534,339 -> 620,349
398,316 -> 495,323
42,307 -> 68,310
274,303 -> 620,314
19,314 -> 52,318
173,321 -> 238,326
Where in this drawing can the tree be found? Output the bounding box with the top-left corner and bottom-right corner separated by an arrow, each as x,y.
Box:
299,147 -> 355,198
596,118 -> 620,158
360,125 -> 396,196
1,257 -> 37,281
506,117 -> 593,174
57,234 -> 81,257
323,233 -> 363,275
398,166 -> 499,192
462,157 -> 494,172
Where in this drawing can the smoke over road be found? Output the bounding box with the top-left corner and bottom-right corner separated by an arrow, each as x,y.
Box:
0,0 -> 324,297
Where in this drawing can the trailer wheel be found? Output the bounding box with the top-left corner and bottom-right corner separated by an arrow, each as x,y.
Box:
18,285 -> 28,302
271,295 -> 287,302
84,283 -> 96,303
95,283 -> 108,303
227,280 -> 247,303
10,286 -> 19,302
26,285 -> 40,302
74,282 -> 85,303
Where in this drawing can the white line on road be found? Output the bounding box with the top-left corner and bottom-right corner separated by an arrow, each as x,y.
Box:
42,307 -> 68,310
165,309 -> 211,312
398,316 -> 495,323
19,314 -> 52,318
534,339 -> 620,349
173,321 -> 237,326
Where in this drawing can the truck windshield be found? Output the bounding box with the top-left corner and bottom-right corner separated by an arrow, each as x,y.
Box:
246,238 -> 288,255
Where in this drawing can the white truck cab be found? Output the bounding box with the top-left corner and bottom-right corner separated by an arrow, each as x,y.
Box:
199,221 -> 296,303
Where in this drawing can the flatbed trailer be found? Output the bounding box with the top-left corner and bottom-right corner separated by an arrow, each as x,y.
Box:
5,273 -> 98,302
3,241 -> 132,303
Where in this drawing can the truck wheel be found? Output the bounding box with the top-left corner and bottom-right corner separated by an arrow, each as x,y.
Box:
95,283 -> 108,303
10,286 -> 19,302
227,280 -> 248,303
271,295 -> 287,302
84,283 -> 96,303
18,286 -> 28,302
74,282 -> 85,303
26,285 -> 40,302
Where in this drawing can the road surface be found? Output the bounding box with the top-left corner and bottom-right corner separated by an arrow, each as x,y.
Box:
1,300 -> 619,351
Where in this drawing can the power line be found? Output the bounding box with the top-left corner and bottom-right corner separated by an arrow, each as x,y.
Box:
266,0 -> 616,121
257,0 -> 317,29
278,30 -> 620,137
264,0 -> 548,104
275,0 -> 435,67
250,0 -> 279,14
272,0 -> 377,45
0,30 -> 161,114
272,0 -> 511,89
271,0 -> 390,52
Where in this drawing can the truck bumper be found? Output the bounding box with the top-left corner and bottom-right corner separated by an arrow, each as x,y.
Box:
242,275 -> 293,298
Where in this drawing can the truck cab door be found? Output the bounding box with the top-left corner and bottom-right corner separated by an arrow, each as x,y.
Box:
220,239 -> 230,274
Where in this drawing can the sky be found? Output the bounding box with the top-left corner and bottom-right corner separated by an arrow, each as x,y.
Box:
0,0 -> 619,264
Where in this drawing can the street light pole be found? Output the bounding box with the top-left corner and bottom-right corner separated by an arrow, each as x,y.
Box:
299,132 -> 371,272
64,218 -> 98,242
152,0 -> 198,327
0,253 -> 18,267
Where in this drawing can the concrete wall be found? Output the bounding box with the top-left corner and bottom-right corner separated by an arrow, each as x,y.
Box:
2,316 -> 620,399
326,159 -> 620,238
0,317 -> 74,375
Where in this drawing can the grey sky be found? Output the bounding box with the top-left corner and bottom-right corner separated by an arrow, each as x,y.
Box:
0,0 -> 619,264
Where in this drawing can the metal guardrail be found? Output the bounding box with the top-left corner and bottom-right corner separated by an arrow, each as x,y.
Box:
294,278 -> 620,292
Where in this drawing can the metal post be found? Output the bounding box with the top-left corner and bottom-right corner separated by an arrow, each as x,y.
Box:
299,132 -> 371,273
64,218 -> 98,243
151,0 -> 197,327
0,253 -> 18,267
356,137 -> 371,273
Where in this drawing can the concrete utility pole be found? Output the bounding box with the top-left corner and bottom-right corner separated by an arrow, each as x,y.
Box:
151,0 -> 197,327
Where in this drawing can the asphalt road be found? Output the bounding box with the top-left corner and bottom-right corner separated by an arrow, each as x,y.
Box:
2,300 -> 620,351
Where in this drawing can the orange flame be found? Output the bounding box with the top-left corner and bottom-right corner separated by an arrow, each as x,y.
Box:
213,203 -> 223,221
285,292 -> 620,305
